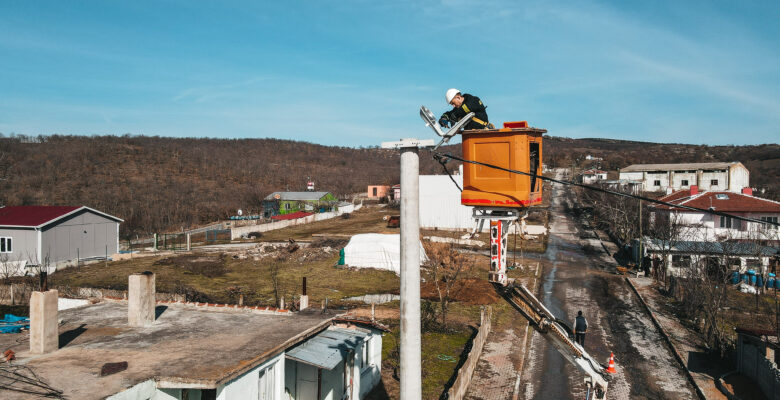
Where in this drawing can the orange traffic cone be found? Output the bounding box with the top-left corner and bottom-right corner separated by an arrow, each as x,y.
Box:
606,352 -> 617,374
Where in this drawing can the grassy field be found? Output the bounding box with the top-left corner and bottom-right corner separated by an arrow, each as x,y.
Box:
245,205 -> 400,242
50,250 -> 400,307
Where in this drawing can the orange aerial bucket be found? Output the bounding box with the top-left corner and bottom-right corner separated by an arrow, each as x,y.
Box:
461,122 -> 545,208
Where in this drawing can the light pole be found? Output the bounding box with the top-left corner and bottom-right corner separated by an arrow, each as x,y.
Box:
381,138 -> 433,400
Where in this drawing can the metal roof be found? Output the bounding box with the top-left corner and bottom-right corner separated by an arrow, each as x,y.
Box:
263,191 -> 334,201
644,239 -> 778,256
654,190 -> 780,213
0,205 -> 123,228
285,327 -> 367,370
620,162 -> 742,172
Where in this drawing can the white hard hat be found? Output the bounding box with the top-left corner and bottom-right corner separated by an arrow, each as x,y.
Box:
445,88 -> 460,104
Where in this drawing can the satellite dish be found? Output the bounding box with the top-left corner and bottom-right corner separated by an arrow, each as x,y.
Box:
237,209 -> 243,216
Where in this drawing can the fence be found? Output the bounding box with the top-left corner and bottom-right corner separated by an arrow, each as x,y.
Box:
445,306 -> 492,400
738,334 -> 780,400
230,203 -> 362,239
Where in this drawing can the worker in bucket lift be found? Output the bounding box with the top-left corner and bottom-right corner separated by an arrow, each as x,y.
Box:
439,88 -> 495,130
575,310 -> 588,347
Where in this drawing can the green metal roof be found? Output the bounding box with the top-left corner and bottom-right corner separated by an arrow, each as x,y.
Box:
263,191 -> 334,201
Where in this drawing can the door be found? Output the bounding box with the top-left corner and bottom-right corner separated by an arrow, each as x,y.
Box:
296,362 -> 319,400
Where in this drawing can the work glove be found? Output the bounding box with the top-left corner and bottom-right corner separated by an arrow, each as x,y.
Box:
439,117 -> 450,128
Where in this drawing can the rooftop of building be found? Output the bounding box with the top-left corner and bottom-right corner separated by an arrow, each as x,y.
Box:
263,191 -> 334,201
654,189 -> 780,213
0,205 -> 123,228
0,301 -> 332,399
620,161 -> 743,172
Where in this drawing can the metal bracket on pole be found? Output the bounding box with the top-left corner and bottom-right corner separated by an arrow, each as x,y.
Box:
418,106 -> 474,150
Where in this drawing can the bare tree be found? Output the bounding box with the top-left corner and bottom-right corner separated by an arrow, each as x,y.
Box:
423,242 -> 470,328
647,210 -> 694,288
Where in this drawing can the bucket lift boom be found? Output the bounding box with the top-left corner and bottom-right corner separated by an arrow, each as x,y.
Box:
419,106 -> 610,399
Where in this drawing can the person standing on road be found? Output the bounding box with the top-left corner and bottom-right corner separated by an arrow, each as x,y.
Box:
575,310 -> 588,347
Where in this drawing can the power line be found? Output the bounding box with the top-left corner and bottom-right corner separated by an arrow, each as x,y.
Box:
432,152 -> 780,228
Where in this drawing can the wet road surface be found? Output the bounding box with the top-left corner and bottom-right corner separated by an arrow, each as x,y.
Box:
518,172 -> 697,400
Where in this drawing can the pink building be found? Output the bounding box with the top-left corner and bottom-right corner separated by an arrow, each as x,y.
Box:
367,185 -> 390,200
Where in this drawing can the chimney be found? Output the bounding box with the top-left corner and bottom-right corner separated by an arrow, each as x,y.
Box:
128,272 -> 155,327
30,290 -> 58,354
690,185 -> 698,196
742,187 -> 753,196
299,277 -> 309,311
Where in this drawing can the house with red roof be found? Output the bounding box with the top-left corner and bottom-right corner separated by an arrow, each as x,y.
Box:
650,186 -> 780,243
0,205 -> 122,275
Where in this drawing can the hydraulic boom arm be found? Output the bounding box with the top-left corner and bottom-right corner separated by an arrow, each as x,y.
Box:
496,282 -> 609,399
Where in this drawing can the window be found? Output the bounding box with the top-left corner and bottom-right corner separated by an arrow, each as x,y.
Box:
716,194 -> 729,200
760,216 -> 778,230
0,237 -> 11,253
653,180 -> 661,186
284,202 -> 291,210
372,187 -> 377,196
258,363 -> 276,400
720,216 -> 733,228
710,179 -> 718,186
361,338 -> 372,371
681,179 -> 689,186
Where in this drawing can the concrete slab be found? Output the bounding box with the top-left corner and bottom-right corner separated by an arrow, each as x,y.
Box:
0,301 -> 332,399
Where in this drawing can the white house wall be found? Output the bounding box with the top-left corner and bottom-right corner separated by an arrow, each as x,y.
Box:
216,353 -> 284,400
0,227 -> 38,266
358,333 -> 383,398
320,360 -> 345,400
729,164 -> 749,191
419,174 -> 474,230
657,210 -> 780,242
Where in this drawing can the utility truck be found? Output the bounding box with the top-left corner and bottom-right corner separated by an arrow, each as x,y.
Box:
420,107 -> 611,399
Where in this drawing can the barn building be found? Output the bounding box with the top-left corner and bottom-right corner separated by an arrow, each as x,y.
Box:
0,205 -> 122,273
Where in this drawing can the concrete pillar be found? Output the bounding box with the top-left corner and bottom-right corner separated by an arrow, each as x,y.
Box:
30,290 -> 58,354
186,233 -> 191,251
299,295 -> 309,311
399,146 -> 422,400
153,234 -> 158,252
128,272 -> 155,327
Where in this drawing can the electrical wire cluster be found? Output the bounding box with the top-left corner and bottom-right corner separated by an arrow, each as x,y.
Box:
432,151 -> 780,228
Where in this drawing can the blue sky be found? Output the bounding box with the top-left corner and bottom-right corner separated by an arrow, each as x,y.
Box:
1,1 -> 778,146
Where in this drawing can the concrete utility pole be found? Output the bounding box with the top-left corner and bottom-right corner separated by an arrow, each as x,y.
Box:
381,138 -> 433,400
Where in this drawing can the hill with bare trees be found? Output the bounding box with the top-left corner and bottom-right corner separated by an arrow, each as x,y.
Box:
0,134 -> 776,238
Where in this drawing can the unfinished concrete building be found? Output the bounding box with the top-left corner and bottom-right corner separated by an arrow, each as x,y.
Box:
0,279 -> 386,400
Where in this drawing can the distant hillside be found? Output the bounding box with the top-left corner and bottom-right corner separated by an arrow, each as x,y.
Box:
0,135 -> 448,237
0,134 -> 776,237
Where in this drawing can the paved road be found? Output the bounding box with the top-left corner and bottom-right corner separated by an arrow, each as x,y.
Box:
518,172 -> 697,399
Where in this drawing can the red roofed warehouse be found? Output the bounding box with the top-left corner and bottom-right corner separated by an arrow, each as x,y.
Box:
0,206 -> 122,275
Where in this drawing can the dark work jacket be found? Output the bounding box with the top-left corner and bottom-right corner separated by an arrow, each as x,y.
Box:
441,93 -> 490,130
575,315 -> 588,333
